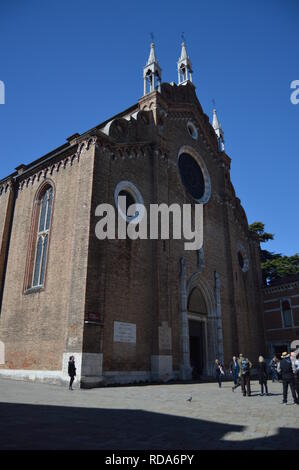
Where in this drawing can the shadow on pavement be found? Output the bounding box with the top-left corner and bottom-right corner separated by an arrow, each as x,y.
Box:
0,402 -> 298,450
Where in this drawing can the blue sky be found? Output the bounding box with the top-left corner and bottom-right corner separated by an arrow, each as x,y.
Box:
0,0 -> 298,255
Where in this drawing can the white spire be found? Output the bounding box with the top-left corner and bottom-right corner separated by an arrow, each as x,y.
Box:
212,108 -> 220,130
143,38 -> 162,95
179,42 -> 188,61
147,42 -> 157,64
177,34 -> 193,85
212,108 -> 225,152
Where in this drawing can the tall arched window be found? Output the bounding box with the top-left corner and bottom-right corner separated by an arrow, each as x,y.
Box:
281,299 -> 293,328
25,183 -> 54,291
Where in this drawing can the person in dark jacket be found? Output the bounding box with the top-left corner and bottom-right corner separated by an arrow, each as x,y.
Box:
230,356 -> 240,392
295,353 -> 299,401
215,359 -> 224,388
277,352 -> 298,405
68,355 -> 76,390
237,353 -> 252,397
295,353 -> 299,402
257,356 -> 269,395
269,355 -> 279,382
290,351 -> 299,402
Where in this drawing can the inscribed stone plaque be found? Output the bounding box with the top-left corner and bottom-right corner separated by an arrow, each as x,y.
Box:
114,321 -> 136,343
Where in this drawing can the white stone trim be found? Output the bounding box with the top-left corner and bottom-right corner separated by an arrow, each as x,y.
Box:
0,352 -> 103,388
114,180 -> 145,223
186,121 -> 198,140
62,352 -> 103,381
188,312 -> 207,322
103,371 -> 151,384
0,369 -> 64,384
151,355 -> 173,382
62,352 -> 82,380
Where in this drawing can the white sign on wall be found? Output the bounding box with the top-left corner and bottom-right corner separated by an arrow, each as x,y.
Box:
113,321 -> 136,344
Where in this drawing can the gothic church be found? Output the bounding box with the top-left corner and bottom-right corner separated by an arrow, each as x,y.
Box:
0,40 -> 265,386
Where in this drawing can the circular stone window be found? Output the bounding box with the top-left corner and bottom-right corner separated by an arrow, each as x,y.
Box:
237,247 -> 249,272
187,121 -> 198,140
238,251 -> 244,269
178,152 -> 211,202
114,181 -> 144,223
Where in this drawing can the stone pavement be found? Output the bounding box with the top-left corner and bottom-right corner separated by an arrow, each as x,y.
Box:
0,377 -> 298,449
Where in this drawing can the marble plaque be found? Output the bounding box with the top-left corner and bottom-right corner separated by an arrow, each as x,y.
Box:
113,321 -> 136,343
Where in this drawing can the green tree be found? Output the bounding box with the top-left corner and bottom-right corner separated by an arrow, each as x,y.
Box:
249,222 -> 299,284
249,222 -> 274,243
261,254 -> 299,283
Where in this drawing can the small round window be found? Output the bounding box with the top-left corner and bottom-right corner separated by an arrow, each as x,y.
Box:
114,181 -> 144,223
238,251 -> 244,269
178,153 -> 205,200
187,121 -> 198,140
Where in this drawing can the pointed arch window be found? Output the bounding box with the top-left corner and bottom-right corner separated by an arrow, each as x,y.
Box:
32,187 -> 53,287
25,184 -> 54,292
281,299 -> 293,328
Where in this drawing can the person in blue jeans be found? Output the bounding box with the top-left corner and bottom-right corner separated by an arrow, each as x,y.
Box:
215,359 -> 224,388
230,356 -> 240,391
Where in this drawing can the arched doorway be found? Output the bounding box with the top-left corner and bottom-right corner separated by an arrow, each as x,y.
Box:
187,287 -> 208,378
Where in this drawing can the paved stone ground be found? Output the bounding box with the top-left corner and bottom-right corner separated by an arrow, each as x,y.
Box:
0,377 -> 298,449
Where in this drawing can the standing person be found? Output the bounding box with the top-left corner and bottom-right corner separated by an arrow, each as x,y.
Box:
290,351 -> 299,402
215,359 -> 224,388
269,355 -> 279,382
68,355 -> 76,390
237,353 -> 252,397
257,356 -> 269,396
296,353 -> 299,402
277,352 -> 297,405
230,356 -> 240,392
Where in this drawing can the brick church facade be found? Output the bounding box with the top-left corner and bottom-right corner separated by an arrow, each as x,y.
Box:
0,41 -> 265,387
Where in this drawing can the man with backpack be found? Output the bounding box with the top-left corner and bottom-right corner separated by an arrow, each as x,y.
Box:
237,353 -> 252,397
